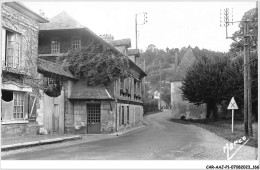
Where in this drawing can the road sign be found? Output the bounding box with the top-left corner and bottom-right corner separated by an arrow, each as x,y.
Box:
227,97 -> 238,110
227,97 -> 238,133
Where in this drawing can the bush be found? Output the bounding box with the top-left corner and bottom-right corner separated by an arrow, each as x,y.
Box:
143,99 -> 159,114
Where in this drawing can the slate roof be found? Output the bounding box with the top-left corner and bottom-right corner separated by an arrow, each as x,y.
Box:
69,81 -> 113,100
172,46 -> 196,82
40,11 -> 85,30
37,58 -> 75,79
109,39 -> 131,48
128,49 -> 139,56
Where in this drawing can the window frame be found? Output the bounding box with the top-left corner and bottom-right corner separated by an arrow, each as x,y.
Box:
51,38 -> 60,54
13,92 -> 25,120
5,30 -> 21,68
72,36 -> 81,50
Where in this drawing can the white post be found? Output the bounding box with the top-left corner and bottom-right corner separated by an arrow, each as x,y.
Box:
232,109 -> 234,133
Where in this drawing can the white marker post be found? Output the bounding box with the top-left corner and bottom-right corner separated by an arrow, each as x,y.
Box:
227,97 -> 238,133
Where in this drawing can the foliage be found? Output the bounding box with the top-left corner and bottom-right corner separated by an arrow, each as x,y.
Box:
160,87 -> 171,105
143,98 -> 159,114
229,8 -> 258,55
58,42 -> 129,86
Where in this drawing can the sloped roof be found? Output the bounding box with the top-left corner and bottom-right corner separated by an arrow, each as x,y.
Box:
40,11 -> 85,30
37,58 -> 75,79
172,47 -> 196,81
109,39 -> 131,48
128,49 -> 139,56
4,2 -> 48,23
69,81 -> 113,100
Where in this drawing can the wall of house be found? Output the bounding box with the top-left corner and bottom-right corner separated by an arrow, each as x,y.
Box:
116,103 -> 143,132
1,4 -> 42,138
101,100 -> 116,134
1,121 -> 39,138
2,4 -> 40,77
171,81 -> 206,119
64,80 -> 75,134
39,29 -> 95,54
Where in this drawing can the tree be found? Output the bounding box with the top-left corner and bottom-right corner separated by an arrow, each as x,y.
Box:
229,8 -> 258,55
161,87 -> 171,106
180,55 -> 233,120
58,41 -> 129,86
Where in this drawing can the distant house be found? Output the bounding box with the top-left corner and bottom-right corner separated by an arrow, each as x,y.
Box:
170,46 -> 206,119
38,12 -> 147,134
1,2 -> 48,137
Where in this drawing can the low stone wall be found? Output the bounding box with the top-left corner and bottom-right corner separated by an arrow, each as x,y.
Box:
1,121 -> 40,138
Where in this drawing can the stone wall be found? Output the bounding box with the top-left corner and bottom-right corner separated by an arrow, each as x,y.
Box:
171,81 -> 206,119
101,100 -> 116,134
64,81 -> 75,134
117,103 -> 143,131
1,121 -> 39,138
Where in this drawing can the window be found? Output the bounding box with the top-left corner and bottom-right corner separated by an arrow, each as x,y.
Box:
72,37 -> 81,50
13,92 -> 24,119
5,31 -> 21,68
127,106 -> 129,124
121,106 -> 124,125
51,38 -> 60,54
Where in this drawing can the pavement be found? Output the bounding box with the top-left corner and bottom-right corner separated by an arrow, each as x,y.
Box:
1,124 -> 146,152
1,110 -> 258,160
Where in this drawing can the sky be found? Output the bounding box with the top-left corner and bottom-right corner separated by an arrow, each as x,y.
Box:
23,1 -> 256,52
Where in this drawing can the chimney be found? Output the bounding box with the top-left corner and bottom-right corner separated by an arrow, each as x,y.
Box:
174,51 -> 179,70
100,34 -> 114,42
39,9 -> 46,18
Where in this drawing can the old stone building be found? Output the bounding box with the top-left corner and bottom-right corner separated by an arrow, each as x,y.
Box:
1,2 -> 48,137
38,11 -> 146,134
171,46 -> 206,119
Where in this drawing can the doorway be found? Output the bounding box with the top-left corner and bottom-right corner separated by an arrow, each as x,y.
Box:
87,103 -> 101,134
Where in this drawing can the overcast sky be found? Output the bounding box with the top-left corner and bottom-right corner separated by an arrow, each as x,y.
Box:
23,1 -> 256,52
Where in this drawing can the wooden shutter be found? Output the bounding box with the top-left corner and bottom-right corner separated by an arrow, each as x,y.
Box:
28,94 -> 37,121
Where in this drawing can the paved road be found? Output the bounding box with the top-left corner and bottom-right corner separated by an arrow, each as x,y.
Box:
2,110 -> 258,160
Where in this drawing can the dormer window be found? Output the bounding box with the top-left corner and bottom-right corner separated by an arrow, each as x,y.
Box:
51,38 -> 60,54
72,37 -> 81,50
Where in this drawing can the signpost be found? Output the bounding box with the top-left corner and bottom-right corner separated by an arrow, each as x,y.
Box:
227,97 -> 238,133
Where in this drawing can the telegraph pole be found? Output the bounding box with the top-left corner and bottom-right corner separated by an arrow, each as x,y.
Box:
221,8 -> 253,136
244,20 -> 249,136
135,12 -> 148,100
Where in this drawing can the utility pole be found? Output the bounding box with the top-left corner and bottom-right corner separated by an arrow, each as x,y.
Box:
135,12 -> 148,100
135,12 -> 148,49
244,20 -> 249,136
221,8 -> 253,136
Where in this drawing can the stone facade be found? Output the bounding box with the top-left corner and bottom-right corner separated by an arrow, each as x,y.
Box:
1,3 -> 48,138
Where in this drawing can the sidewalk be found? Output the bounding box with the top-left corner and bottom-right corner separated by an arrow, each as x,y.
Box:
1,125 -> 146,151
